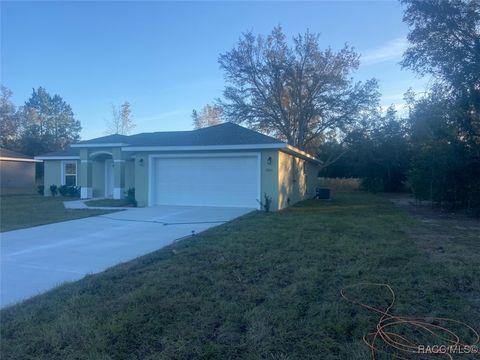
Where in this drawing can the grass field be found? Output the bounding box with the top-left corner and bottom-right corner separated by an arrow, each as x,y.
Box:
0,194 -> 115,232
1,192 -> 478,359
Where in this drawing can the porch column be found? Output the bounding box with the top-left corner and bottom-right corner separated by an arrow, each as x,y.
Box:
113,159 -> 125,199
79,149 -> 93,198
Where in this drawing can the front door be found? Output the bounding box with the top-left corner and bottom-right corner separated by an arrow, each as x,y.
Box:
105,159 -> 114,198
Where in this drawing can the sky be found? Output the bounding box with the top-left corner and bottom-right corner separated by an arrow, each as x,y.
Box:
1,0 -> 430,140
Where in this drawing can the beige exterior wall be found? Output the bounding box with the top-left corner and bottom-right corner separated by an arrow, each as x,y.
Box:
259,150 -> 279,211
277,151 -> 318,210
43,160 -> 82,196
42,148 -> 318,208
134,152 -> 150,207
124,160 -> 135,191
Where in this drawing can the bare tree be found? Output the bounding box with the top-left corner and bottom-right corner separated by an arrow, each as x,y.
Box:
192,103 -> 223,129
106,101 -> 135,135
218,26 -> 379,151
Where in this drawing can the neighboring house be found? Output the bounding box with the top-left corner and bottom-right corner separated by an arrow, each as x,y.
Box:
36,123 -> 321,210
0,148 -> 41,194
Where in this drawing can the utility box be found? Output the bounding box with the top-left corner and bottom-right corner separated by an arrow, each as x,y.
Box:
316,187 -> 331,200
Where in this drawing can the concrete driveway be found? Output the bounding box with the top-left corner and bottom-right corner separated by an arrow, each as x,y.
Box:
0,206 -> 253,308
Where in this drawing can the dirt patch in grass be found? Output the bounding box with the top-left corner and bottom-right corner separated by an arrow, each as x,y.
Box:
388,193 -> 480,316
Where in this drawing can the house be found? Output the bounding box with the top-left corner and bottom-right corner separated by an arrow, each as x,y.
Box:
0,148 -> 41,194
36,123 -> 321,210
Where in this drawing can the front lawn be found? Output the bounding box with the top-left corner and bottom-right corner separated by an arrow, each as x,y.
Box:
0,194 -> 116,232
1,192 -> 478,359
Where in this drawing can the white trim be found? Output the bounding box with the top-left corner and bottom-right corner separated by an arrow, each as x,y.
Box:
281,145 -> 322,164
114,159 -> 125,163
81,160 -> 92,163
81,187 -> 93,199
113,187 -> 124,199
123,143 -> 321,164
124,143 -> 285,152
148,152 -> 261,209
89,151 -> 113,158
71,143 -> 128,148
35,156 -> 79,160
61,160 -> 78,186
0,156 -> 42,162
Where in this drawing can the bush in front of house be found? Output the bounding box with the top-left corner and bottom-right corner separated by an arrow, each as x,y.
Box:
50,185 -> 58,197
125,187 -> 137,207
58,185 -> 81,198
37,185 -> 45,196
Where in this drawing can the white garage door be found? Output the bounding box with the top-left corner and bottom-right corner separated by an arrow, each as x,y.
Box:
151,154 -> 260,208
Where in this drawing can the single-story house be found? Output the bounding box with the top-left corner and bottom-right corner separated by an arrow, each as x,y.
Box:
0,148 -> 41,194
36,123 -> 321,210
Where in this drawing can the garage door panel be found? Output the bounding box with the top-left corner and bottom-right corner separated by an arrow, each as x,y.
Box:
152,155 -> 259,208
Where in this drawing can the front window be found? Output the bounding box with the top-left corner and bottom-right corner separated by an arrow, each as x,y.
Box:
64,162 -> 77,186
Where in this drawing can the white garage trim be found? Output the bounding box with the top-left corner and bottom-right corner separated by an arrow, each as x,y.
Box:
148,152 -> 261,209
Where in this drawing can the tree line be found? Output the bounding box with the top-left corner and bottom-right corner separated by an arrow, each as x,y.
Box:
321,0 -> 479,214
0,86 -> 81,156
192,0 -> 479,214
0,87 -> 135,157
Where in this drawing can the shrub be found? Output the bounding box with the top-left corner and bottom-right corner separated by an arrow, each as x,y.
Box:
125,187 -> 137,207
37,185 -> 44,196
259,193 -> 272,212
58,185 -> 81,198
360,177 -> 385,193
58,185 -> 69,197
50,185 -> 58,197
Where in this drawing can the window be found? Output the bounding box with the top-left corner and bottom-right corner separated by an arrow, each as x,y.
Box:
64,161 -> 77,186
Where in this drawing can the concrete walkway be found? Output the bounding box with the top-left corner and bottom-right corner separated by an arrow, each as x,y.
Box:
63,198 -> 132,210
1,205 -> 253,308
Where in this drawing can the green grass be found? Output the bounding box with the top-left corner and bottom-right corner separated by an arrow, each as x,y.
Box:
84,198 -> 134,207
0,194 -> 116,232
1,192 -> 479,359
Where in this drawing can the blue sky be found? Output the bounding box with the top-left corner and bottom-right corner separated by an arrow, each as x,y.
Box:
1,1 -> 429,140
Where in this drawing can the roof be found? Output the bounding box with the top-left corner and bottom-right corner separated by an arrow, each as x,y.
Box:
35,148 -> 80,160
0,148 -> 40,162
74,134 -> 130,146
36,123 -> 320,163
73,123 -> 282,147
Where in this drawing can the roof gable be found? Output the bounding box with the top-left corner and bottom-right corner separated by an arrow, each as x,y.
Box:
74,123 -> 283,147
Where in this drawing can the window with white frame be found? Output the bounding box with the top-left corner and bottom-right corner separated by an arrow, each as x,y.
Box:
64,161 -> 77,186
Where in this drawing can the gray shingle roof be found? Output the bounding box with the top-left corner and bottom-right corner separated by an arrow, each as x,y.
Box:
76,123 -> 283,147
36,148 -> 80,158
0,148 -> 34,160
75,134 -> 130,145
37,123 -> 294,159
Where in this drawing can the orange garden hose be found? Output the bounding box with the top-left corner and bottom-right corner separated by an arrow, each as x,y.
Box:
341,283 -> 480,359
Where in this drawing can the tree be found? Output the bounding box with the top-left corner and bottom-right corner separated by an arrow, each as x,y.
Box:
406,88 -> 480,209
0,85 -> 20,150
400,0 -> 480,211
106,101 -> 135,135
319,106 -> 411,192
19,87 -> 81,156
192,104 -> 223,129
218,26 -> 379,151
401,0 -> 480,142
